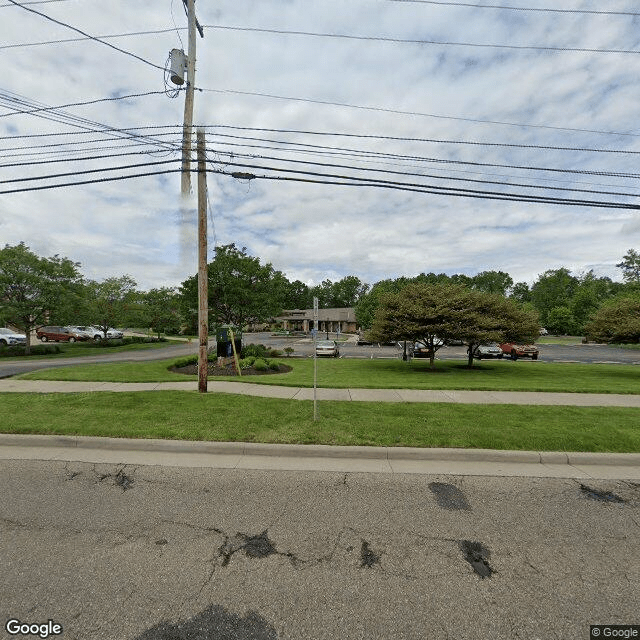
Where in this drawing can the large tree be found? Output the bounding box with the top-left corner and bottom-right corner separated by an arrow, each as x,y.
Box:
180,243 -> 284,330
530,268 -> 579,326
584,293 -> 640,343
310,276 -> 369,308
616,249 -> 640,285
471,270 -> 514,296
142,287 -> 182,337
0,243 -> 83,353
85,275 -> 139,338
370,282 -> 539,368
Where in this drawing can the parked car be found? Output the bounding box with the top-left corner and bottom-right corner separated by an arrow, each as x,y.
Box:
470,343 -> 504,359
68,326 -> 96,340
36,326 -> 90,343
75,326 -> 123,340
411,338 -> 444,358
316,340 -> 340,357
500,343 -> 539,360
0,327 -> 27,346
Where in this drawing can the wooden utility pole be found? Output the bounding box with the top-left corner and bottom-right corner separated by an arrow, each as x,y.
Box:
181,0 -> 198,196
197,128 -> 208,393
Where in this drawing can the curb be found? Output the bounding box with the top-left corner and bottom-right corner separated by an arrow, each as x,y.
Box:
1,434 -> 639,466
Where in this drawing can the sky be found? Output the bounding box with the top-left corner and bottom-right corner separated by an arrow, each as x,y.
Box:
1,0 -> 640,291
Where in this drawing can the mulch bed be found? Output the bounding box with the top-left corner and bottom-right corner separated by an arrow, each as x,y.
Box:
170,363 -> 292,377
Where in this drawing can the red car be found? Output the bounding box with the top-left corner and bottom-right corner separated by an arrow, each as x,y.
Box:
36,326 -> 90,343
500,343 -> 539,360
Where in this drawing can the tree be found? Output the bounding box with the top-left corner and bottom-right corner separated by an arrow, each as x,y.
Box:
545,306 -> 578,335
309,276 -> 369,309
85,275 -> 139,338
570,270 -> 619,333
354,277 -> 413,331
584,293 -> 640,343
369,282 -> 538,368
0,243 -> 83,354
510,282 -> 531,304
180,244 -> 284,331
142,287 -> 182,337
530,268 -> 579,325
471,270 -> 514,296
616,249 -> 640,285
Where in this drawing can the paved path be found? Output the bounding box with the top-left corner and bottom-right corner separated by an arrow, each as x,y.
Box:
1,378 -> 640,407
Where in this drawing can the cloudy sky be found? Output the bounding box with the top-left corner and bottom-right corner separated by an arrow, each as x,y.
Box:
1,0 -> 640,291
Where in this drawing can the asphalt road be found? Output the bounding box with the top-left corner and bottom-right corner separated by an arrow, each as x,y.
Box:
1,335 -> 638,379
0,460 -> 638,640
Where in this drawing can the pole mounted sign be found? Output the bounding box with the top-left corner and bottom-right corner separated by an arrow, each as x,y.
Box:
313,297 -> 318,421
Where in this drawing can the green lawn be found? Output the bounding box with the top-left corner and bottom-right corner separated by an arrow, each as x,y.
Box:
2,392 -> 639,452
536,336 -> 584,345
19,357 -> 640,394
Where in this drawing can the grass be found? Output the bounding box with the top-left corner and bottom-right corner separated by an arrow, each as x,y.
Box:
1,391 -> 639,452
0,339 -> 183,360
19,357 -> 640,394
535,336 -> 584,345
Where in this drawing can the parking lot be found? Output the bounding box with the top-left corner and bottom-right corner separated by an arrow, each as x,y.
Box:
247,333 -> 640,365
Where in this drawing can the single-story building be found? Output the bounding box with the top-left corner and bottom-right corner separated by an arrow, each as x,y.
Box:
276,308 -> 359,334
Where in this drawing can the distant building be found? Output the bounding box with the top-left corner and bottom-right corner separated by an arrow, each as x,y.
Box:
276,308 -> 359,334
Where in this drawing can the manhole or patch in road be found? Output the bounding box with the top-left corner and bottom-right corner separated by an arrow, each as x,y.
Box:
360,540 -> 381,568
96,468 -> 134,491
242,530 -> 277,559
459,540 -> 494,579
429,482 -> 471,511
218,530 -> 300,567
580,484 -> 626,503
134,604 -> 278,639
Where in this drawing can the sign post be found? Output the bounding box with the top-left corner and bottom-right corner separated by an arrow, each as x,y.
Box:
313,296 -> 318,421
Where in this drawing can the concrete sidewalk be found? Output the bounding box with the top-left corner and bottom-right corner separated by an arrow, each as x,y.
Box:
1,434 -> 639,479
1,378 -> 640,406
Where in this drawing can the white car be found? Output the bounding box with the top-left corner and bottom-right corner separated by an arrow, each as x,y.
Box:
75,326 -> 124,340
470,343 -> 504,359
0,327 -> 27,346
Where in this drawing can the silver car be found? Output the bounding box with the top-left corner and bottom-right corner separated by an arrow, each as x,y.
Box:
315,340 -> 340,357
471,343 -> 504,359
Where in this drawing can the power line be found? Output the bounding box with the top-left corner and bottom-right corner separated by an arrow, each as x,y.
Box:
0,158 -> 180,184
206,125 -> 640,156
204,148 -> 640,199
5,0 -> 166,71
0,90 -> 182,119
4,152 -> 640,210
202,23 -> 640,55
197,87 -> 640,139
0,28 -> 181,50
385,1 -> 640,17
0,0 -> 71,6
0,90 -> 180,152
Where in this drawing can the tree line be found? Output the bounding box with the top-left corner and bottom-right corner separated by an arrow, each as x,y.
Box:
2,242 -> 639,354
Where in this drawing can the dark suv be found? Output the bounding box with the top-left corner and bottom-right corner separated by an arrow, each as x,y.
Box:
36,326 -> 89,343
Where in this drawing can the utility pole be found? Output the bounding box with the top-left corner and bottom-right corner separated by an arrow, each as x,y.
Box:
197,128 -> 208,393
181,0 -> 202,196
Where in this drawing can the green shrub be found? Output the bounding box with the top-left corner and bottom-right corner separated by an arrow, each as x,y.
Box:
241,343 -> 269,359
171,355 -> 198,368
269,349 -> 283,357
268,360 -> 281,371
0,344 -> 61,357
253,358 -> 268,371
